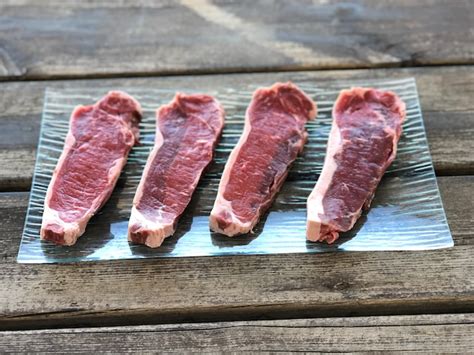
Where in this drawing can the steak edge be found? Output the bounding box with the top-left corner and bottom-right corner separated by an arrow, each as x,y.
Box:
128,93 -> 225,248
41,91 -> 142,246
307,87 -> 406,243
210,82 -> 317,236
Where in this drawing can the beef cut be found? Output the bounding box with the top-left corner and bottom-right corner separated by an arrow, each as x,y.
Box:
210,82 -> 316,236
307,87 -> 406,243
41,91 -> 142,246
128,94 -> 224,248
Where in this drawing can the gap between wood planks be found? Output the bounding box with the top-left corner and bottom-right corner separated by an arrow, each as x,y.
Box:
1,61 -> 474,83
3,298 -> 474,332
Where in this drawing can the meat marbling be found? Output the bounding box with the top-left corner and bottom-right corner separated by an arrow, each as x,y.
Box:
210,82 -> 317,236
128,93 -> 225,248
307,87 -> 406,243
41,91 -> 142,246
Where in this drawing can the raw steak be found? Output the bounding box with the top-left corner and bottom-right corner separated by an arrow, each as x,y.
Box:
41,91 -> 142,246
128,94 -> 224,248
210,82 -> 316,236
307,87 -> 406,243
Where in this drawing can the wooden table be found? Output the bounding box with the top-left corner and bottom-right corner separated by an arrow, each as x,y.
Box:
1,1 -> 473,352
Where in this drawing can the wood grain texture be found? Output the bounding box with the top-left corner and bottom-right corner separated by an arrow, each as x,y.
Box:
0,65 -> 473,191
0,0 -> 473,80
1,314 -> 473,352
0,176 -> 472,330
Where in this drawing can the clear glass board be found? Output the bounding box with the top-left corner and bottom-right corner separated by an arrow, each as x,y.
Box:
17,78 -> 453,263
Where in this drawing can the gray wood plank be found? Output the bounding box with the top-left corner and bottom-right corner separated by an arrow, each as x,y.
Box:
0,65 -> 473,191
0,0 -> 473,79
1,314 -> 473,352
0,176 -> 472,330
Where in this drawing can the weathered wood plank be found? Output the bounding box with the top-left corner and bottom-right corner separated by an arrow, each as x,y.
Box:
0,65 -> 473,191
1,314 -> 473,352
0,0 -> 473,79
0,176 -> 472,330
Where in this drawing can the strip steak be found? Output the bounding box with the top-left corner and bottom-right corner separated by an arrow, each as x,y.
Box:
128,93 -> 225,248
41,91 -> 142,246
307,87 -> 406,243
210,82 -> 316,236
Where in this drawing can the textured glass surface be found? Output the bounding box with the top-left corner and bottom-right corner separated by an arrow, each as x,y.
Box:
18,78 -> 453,263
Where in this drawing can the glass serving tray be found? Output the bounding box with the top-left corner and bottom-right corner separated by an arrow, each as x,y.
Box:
17,78 -> 453,263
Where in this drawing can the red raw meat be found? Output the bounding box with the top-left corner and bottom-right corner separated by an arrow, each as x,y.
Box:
307,87 -> 406,243
41,91 -> 142,246
128,93 -> 224,248
210,82 -> 316,236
